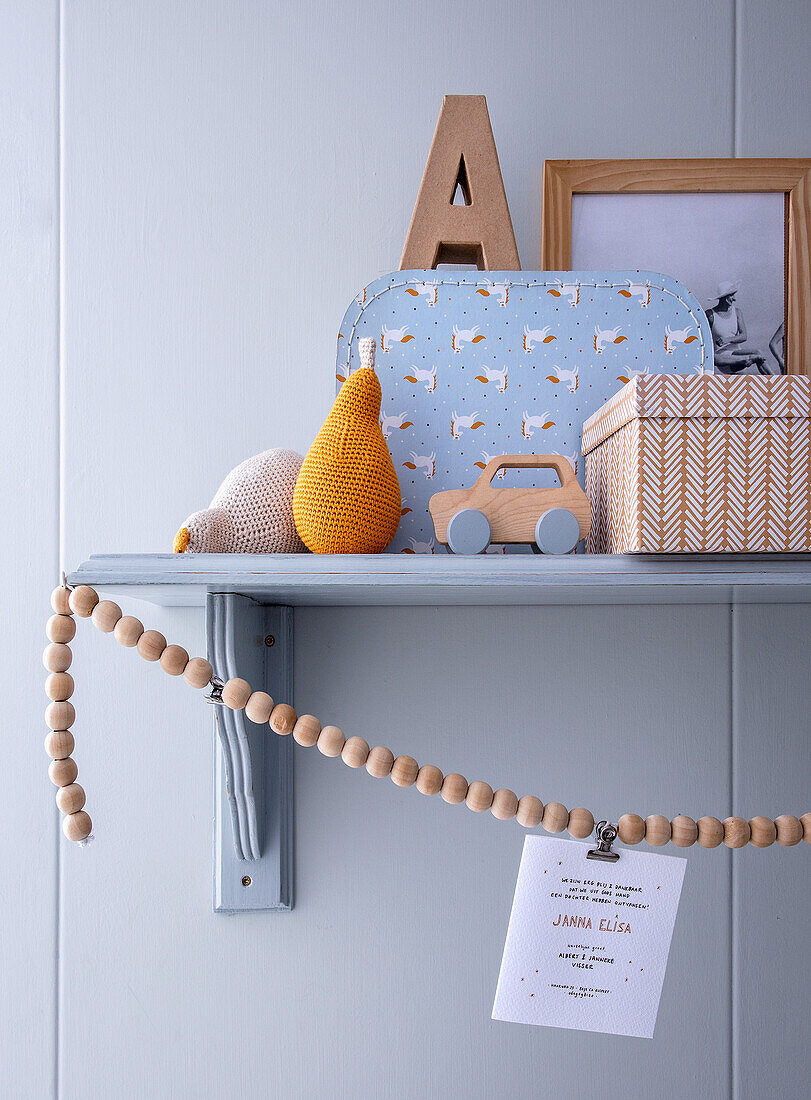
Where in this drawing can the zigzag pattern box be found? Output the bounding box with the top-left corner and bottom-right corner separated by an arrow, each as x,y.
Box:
582,375 -> 811,553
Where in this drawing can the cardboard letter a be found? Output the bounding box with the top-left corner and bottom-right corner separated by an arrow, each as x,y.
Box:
400,95 -> 520,271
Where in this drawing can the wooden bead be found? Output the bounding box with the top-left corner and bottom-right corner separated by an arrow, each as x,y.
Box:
723,817 -> 750,848
491,788 -> 519,821
49,757 -> 78,787
697,816 -> 725,848
542,802 -> 569,834
440,772 -> 468,804
62,810 -> 92,842
391,755 -> 419,787
44,730 -> 75,759
46,614 -> 76,644
245,691 -> 274,725
68,585 -> 98,617
45,672 -> 74,701
270,704 -> 297,736
366,745 -> 394,778
114,615 -> 144,647
774,814 -> 803,847
645,814 -> 671,846
51,586 -> 72,615
671,815 -> 698,848
43,642 -> 72,673
137,629 -> 167,662
291,713 -> 320,745
568,807 -> 595,839
618,813 -> 645,845
802,813 -> 811,843
56,783 -> 85,814
46,700 -> 75,731
416,764 -> 443,796
183,657 -> 213,688
91,600 -> 122,632
317,725 -> 345,757
160,644 -> 189,676
221,677 -> 251,709
341,736 -> 370,769
516,795 -> 544,828
748,816 -> 777,848
465,780 -> 493,812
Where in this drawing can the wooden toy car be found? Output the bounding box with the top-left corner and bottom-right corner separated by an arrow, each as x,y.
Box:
429,454 -> 591,555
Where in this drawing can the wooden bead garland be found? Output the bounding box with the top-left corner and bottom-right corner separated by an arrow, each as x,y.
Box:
43,580 -> 810,850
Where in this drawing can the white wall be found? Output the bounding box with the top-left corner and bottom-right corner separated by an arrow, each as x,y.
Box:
3,1 -> 810,1097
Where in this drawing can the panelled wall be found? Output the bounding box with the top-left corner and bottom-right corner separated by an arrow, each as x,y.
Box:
3,2 -> 809,1098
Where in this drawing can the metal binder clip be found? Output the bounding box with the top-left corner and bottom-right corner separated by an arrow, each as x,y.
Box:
587,820 -> 620,863
206,675 -> 225,706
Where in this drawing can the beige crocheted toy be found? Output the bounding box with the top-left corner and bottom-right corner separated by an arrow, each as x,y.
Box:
173,448 -> 307,554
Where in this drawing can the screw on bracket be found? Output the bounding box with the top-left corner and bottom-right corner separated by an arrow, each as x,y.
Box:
264,635 -> 275,647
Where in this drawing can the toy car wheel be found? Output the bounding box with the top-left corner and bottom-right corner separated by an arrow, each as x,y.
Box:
534,508 -> 581,555
446,508 -> 491,555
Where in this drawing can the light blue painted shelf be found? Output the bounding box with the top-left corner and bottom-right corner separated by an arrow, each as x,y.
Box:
68,552 -> 811,607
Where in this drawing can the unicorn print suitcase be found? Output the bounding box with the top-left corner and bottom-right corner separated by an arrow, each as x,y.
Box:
336,270 -> 713,554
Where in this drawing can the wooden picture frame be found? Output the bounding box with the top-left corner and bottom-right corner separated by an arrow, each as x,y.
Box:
542,159 -> 811,376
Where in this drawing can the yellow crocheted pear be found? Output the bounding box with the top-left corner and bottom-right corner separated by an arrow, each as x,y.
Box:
294,338 -> 401,553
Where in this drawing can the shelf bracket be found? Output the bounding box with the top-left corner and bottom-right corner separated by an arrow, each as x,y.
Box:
207,593 -> 293,912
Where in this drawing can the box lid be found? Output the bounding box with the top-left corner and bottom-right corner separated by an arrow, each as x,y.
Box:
582,374 -> 811,455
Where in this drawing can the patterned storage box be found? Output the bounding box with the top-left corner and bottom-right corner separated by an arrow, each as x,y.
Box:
582,374 -> 811,553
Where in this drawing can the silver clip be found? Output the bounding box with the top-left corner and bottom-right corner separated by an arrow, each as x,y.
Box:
587,820 -> 620,863
206,675 -> 225,706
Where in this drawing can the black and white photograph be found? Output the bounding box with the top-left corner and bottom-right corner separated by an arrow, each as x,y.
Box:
571,191 -> 786,374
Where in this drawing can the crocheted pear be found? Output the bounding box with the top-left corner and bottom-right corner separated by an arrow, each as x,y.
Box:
293,338 -> 401,553
173,448 -> 306,554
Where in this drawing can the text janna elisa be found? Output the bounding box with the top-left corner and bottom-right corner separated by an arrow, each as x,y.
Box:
552,914 -> 632,933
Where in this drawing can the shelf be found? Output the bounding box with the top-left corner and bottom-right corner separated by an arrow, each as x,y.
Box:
68,552 -> 811,607
67,552 -> 810,913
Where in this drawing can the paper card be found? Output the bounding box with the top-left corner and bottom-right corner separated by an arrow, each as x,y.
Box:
492,836 -> 686,1038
